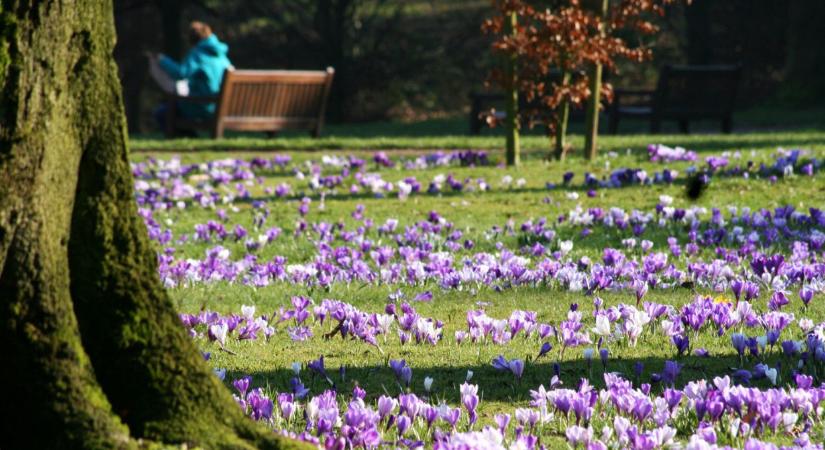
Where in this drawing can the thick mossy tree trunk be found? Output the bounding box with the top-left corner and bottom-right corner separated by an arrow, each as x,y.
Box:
0,1 -> 309,449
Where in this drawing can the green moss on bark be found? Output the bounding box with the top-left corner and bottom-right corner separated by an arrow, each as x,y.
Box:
0,1 -> 310,448
0,1 -> 132,448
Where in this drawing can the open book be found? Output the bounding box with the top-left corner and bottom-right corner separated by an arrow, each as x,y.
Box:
149,56 -> 189,96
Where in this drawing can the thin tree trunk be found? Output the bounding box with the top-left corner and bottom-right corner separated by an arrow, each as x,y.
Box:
504,10 -> 520,166
583,0 -> 609,160
0,1 -> 308,448
553,70 -> 571,161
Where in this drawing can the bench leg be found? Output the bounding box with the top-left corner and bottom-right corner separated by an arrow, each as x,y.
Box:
721,117 -> 732,133
678,120 -> 689,134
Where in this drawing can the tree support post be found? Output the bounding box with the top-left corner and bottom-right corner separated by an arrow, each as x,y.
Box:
505,10 -> 520,166
584,0 -> 609,160
554,70 -> 571,161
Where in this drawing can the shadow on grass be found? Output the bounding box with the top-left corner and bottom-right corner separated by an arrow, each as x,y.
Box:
130,126 -> 825,154
230,352 -> 793,404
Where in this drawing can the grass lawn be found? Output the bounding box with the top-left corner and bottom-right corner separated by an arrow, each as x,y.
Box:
135,127 -> 825,448
129,107 -> 825,152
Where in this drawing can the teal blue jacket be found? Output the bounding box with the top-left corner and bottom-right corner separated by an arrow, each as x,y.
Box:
160,34 -> 232,119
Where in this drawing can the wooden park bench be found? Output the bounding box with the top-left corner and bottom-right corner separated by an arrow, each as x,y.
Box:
165,67 -> 335,138
608,64 -> 740,134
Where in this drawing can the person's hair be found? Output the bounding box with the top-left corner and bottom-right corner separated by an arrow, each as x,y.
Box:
189,21 -> 212,42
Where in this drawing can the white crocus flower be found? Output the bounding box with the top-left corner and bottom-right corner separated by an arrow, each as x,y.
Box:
765,367 -> 778,385
591,315 -> 611,337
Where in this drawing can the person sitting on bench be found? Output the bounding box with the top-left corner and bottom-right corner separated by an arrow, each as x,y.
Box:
147,21 -> 232,132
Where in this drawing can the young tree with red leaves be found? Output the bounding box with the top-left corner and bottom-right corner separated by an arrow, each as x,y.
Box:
484,0 -> 674,161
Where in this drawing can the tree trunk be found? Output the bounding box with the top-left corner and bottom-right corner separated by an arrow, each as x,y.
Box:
583,0 -> 609,160
553,70 -> 571,161
504,9 -> 520,166
0,1 -> 309,449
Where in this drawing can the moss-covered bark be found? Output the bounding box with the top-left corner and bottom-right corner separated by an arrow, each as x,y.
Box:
0,1 -> 310,449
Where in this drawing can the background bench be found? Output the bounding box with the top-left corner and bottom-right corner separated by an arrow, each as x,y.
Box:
165,67 -> 335,138
608,64 -> 741,134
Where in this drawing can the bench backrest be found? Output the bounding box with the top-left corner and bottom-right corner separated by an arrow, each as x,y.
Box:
214,67 -> 334,136
654,64 -> 741,117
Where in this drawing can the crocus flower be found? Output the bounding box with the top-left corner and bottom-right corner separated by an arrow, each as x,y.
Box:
424,376 -> 434,393
396,415 -> 411,436
731,333 -> 747,358
509,359 -> 525,381
799,287 -> 814,308
460,382 -> 479,426
660,360 -> 681,386
599,348 -> 609,369
538,342 -> 553,359
671,334 -> 689,357
308,355 -> 331,382
377,395 -> 397,420
208,323 -> 228,346
233,375 -> 252,396
494,413 -> 511,433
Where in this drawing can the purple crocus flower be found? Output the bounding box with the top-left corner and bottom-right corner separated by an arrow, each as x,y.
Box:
247,388 -> 274,421
781,340 -> 801,357
731,279 -> 744,302
494,413 -> 511,433
396,415 -> 411,435
633,361 -> 644,382
290,377 -> 310,399
460,382 -> 479,426
672,334 -> 689,357
233,375 -> 252,397
538,342 -> 553,359
491,355 -> 510,371
732,369 -> 752,385
508,359 -> 525,381
768,290 -> 790,310
400,366 -> 412,387
352,385 -> 366,400
377,395 -> 397,419
413,290 -> 433,302
660,360 -> 681,385
799,287 -> 814,308
731,333 -> 747,357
